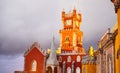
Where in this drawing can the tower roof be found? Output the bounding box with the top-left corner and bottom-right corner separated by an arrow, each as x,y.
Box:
46,37 -> 59,65
24,42 -> 46,56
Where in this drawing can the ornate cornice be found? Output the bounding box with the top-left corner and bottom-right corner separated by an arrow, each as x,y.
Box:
113,0 -> 120,13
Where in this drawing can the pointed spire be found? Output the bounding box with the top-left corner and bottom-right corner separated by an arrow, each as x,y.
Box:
74,5 -> 76,10
46,36 -> 59,65
51,36 -> 55,50
62,8 -> 65,12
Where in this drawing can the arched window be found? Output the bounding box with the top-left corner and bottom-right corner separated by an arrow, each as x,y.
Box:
65,36 -> 70,43
72,61 -> 75,73
67,67 -> 71,73
63,61 -> 66,73
54,67 -> 57,73
107,54 -> 112,73
76,56 -> 81,62
66,37 -> 69,41
31,60 -> 37,71
67,56 -> 71,62
76,67 -> 80,73
47,66 -> 52,73
59,56 -> 62,62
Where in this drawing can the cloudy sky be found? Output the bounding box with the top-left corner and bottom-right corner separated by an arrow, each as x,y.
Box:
0,0 -> 117,73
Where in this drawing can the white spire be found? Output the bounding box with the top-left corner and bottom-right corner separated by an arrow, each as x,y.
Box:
46,36 -> 59,65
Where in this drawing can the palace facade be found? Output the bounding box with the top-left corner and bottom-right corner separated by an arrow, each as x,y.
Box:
111,0 -> 120,73
14,8 -> 85,73
96,23 -> 118,73
95,1 -> 120,73
14,0 -> 120,73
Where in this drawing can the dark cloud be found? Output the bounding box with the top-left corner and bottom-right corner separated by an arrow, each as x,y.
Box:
0,55 -> 24,73
0,0 -> 117,56
0,0 -> 60,55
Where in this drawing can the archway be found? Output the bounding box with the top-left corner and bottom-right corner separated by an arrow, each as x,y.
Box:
31,60 -> 37,71
76,67 -> 80,73
47,66 -> 52,73
54,67 -> 57,73
67,67 -> 71,73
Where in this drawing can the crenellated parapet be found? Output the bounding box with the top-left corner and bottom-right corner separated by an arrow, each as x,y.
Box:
61,8 -> 82,30
62,9 -> 81,21
24,42 -> 46,56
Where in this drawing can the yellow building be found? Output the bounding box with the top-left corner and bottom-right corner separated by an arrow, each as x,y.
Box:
82,46 -> 97,73
82,64 -> 97,73
111,0 -> 120,73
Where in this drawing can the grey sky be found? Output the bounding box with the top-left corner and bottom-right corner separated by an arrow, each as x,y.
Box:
0,0 -> 117,73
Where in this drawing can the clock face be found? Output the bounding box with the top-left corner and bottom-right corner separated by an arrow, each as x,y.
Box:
66,20 -> 72,26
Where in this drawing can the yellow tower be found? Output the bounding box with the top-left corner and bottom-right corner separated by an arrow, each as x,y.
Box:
112,0 -> 120,32
111,0 -> 120,73
59,8 -> 85,53
58,8 -> 85,73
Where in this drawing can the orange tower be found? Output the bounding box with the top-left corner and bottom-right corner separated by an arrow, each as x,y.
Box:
58,8 -> 85,73
59,8 -> 84,53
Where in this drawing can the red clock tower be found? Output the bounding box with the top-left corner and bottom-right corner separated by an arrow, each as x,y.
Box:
58,8 -> 85,73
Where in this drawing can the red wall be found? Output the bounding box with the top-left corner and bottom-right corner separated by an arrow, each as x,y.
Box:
24,47 -> 45,73
58,55 -> 82,73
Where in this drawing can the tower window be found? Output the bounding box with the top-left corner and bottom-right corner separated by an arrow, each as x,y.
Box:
67,67 -> 71,73
66,37 -> 70,42
76,56 -> 81,62
66,20 -> 72,26
67,56 -> 71,62
31,60 -> 37,71
76,67 -> 80,73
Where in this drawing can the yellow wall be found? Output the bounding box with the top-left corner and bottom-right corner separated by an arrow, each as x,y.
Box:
115,8 -> 120,73
82,64 -> 97,73
118,8 -> 120,33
